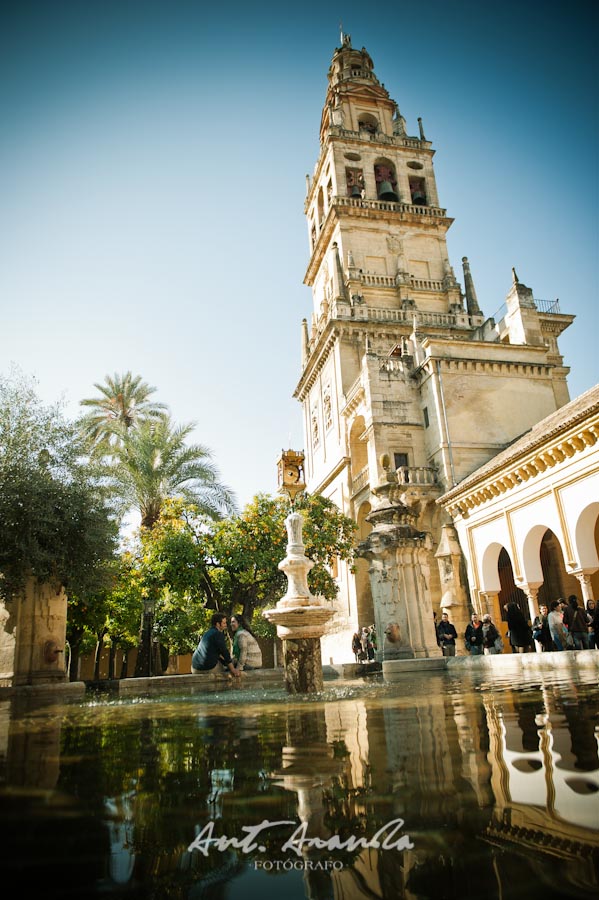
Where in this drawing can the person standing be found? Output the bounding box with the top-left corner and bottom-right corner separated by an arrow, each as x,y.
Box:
192,613 -> 240,677
504,602 -> 533,653
587,600 -> 596,649
351,631 -> 362,662
547,599 -> 568,651
465,613 -> 484,656
360,626 -> 373,662
230,614 -> 263,671
532,604 -> 553,652
567,595 -> 591,650
368,624 -> 377,659
481,614 -> 501,654
437,611 -> 458,657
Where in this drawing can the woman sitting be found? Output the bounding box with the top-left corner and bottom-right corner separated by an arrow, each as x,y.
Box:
230,614 -> 263,671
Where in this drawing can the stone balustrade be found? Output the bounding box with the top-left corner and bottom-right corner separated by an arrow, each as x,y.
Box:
396,466 -> 438,486
334,195 -> 446,217
351,466 -> 370,495
326,126 -> 424,150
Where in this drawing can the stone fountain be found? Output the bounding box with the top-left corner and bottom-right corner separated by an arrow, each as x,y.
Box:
264,451 -> 334,694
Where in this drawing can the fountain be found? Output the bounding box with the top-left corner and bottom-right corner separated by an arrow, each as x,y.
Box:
264,451 -> 334,694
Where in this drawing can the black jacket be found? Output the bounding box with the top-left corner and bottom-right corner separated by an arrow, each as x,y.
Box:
465,622 -> 484,646
437,620 -> 457,645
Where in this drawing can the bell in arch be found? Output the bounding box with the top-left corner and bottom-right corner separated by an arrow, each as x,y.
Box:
350,184 -> 362,198
378,181 -> 399,202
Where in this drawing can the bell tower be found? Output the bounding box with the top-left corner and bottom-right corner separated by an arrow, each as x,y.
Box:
295,35 -> 574,663
303,32 -> 465,334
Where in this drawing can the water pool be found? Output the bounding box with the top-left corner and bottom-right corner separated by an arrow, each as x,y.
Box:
1,666 -> 598,899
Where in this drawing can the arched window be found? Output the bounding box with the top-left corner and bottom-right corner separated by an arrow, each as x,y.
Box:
358,113 -> 378,135
345,167 -> 364,198
317,188 -> 324,227
409,176 -> 427,206
374,161 -> 399,201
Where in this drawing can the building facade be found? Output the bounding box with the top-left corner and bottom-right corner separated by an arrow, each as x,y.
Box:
439,384 -> 599,629
294,35 -> 575,663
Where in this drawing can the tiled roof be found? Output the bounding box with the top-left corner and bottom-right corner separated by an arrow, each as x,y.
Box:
440,382 -> 599,502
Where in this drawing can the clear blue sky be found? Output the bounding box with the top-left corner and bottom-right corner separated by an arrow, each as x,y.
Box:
2,0 -> 597,511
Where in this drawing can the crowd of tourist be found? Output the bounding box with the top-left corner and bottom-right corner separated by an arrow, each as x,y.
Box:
436,595 -> 597,656
351,625 -> 377,662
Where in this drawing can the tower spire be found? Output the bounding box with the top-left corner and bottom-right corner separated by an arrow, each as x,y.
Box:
301,318 -> 310,367
332,242 -> 348,301
339,22 -> 351,47
462,257 -> 482,316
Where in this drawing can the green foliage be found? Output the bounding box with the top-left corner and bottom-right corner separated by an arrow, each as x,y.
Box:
65,487 -> 357,660
103,415 -> 238,529
153,593 -> 212,656
124,493 -> 357,644
78,371 -> 168,451
209,492 -> 357,616
0,370 -> 118,600
135,500 -> 216,654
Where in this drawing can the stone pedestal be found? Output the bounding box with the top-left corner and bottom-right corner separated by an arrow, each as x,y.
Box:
357,473 -> 439,660
264,510 -> 334,694
435,523 -> 470,643
1,578 -> 68,687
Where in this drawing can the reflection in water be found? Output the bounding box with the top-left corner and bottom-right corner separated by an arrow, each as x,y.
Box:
0,670 -> 597,899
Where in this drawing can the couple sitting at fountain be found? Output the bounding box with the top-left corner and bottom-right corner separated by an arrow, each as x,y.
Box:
191,612 -> 263,677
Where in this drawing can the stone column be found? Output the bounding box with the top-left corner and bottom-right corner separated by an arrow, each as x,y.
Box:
572,570 -> 596,603
479,591 -> 500,620
516,582 -> 541,624
357,474 -> 439,660
0,600 -> 15,685
8,578 -> 68,687
264,510 -> 334,694
435,523 -> 470,643
515,581 -> 542,653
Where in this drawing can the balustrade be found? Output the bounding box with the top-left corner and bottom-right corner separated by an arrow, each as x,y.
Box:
333,195 -> 446,217
396,466 -> 438,486
351,466 -> 370,495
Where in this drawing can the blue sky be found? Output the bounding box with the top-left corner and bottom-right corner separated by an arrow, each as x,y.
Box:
1,1 -> 597,511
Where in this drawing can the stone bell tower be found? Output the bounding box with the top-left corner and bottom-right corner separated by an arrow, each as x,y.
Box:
294,35 -> 574,662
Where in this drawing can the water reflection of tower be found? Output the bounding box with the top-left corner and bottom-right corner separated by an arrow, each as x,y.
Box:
272,706 -> 345,900
378,679 -> 495,895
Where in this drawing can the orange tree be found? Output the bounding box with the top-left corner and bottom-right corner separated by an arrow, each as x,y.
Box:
131,493 -> 357,648
211,493 -> 357,625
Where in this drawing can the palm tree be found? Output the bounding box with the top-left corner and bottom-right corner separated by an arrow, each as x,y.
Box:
110,416 -> 237,528
79,372 -> 168,451
109,415 -> 237,678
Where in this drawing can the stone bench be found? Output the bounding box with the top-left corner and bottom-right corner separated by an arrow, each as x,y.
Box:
114,664 -> 342,697
383,649 -> 599,681
117,668 -> 284,696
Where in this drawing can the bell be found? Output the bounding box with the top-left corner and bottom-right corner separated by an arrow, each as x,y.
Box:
350,184 -> 362,198
411,191 -> 427,206
378,181 -> 399,202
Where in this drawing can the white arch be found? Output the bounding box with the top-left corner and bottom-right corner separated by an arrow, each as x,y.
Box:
520,524 -> 562,585
574,502 -> 599,569
480,541 -> 508,593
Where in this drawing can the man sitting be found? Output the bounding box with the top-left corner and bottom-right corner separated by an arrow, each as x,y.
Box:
192,613 -> 241,677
